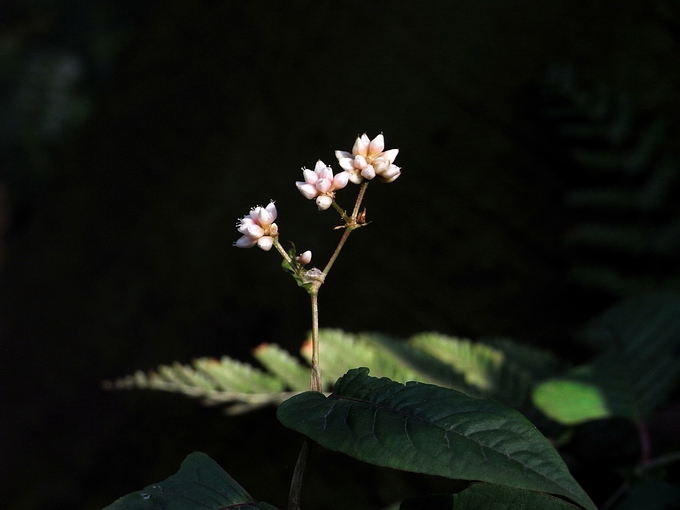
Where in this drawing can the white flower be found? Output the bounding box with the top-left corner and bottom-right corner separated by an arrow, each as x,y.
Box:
235,201 -> 279,251
295,160 -> 349,210
335,133 -> 401,183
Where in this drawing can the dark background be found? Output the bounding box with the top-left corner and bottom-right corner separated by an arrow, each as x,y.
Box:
1,1 -> 680,509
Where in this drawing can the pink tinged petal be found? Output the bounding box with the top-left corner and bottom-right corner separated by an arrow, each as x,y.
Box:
348,171 -> 364,184
381,148 -> 399,163
380,165 -> 401,182
313,160 -> 327,173
317,165 -> 333,180
368,134 -> 385,157
373,156 -> 389,174
299,250 -> 312,265
315,178 -> 332,193
354,155 -> 368,169
257,236 -> 274,251
302,168 -> 318,184
338,157 -> 355,172
246,224 -> 264,238
361,165 -> 376,180
297,182 -> 319,199
237,217 -> 255,234
265,201 -> 277,222
352,134 -> 369,156
332,171 -> 349,189
316,195 -> 333,210
256,209 -> 271,226
235,235 -> 257,248
335,150 -> 351,161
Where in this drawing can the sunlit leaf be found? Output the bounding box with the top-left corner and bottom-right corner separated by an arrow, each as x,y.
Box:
533,293 -> 680,425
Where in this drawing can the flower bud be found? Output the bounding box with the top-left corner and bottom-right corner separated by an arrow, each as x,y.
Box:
298,250 -> 312,265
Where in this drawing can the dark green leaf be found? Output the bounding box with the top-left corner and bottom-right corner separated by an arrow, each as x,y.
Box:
102,452 -> 278,510
277,368 -> 595,510
400,483 -> 581,510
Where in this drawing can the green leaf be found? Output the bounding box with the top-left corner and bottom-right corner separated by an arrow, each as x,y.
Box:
409,333 -> 563,414
102,452 -> 278,510
401,483 -> 581,510
533,380 -> 609,425
533,293 -> 680,425
193,357 -> 285,393
277,368 -> 596,510
253,342 -> 310,391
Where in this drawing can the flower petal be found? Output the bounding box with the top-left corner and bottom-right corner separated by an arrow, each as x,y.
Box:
338,157 -> 355,172
302,168 -> 318,184
332,171 -> 349,189
265,201 -> 277,222
237,217 -> 255,234
296,182 -> 319,199
368,134 -> 385,157
316,178 -> 332,193
348,172 -> 364,185
354,155 -> 368,169
316,195 -> 333,210
257,236 -> 274,251
235,235 -> 257,248
317,165 -> 333,181
352,134 -> 370,156
381,148 -> 399,163
246,224 -> 265,238
379,164 -> 401,182
361,164 -> 376,180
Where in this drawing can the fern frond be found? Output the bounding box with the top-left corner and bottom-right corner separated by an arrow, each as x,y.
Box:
253,343 -> 310,391
105,330 -> 565,417
540,64 -> 680,296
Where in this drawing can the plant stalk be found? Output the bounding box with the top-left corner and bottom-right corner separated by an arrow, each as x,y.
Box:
309,292 -> 322,392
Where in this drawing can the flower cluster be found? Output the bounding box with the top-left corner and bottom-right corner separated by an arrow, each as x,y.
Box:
236,133 -> 400,253
235,201 -> 278,251
335,133 -> 400,184
295,160 -> 349,211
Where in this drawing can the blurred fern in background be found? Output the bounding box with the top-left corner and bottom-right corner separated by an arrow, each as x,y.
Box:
540,63 -> 680,296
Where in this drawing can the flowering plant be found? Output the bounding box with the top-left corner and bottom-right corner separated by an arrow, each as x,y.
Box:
234,133 -> 400,392
103,133 -> 609,510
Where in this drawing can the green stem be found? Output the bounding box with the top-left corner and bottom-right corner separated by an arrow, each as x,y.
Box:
288,440 -> 309,510
309,292 -> 322,391
273,238 -> 294,266
322,227 -> 352,276
352,181 -> 369,218
322,181 -> 370,276
331,200 -> 350,223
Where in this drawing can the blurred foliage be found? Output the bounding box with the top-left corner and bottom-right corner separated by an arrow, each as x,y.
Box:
0,0 -> 132,199
105,328 -> 563,420
533,292 -> 680,424
539,63 -> 680,296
